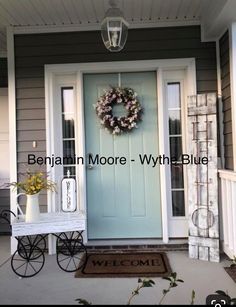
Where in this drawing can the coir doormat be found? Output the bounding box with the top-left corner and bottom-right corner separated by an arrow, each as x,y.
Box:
75,252 -> 171,278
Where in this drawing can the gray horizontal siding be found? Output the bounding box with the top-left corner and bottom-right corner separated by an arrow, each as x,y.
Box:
0,189 -> 10,234
220,31 -> 233,170
17,98 -> 45,110
17,130 -> 46,141
17,109 -> 45,120
0,58 -> 8,88
14,26 -> 217,207
17,163 -> 47,176
14,27 -> 206,46
17,88 -> 45,99
17,140 -> 46,152
18,152 -> 46,163
16,78 -> 45,89
17,120 -> 45,131
15,37 -> 215,56
0,189 -> 10,203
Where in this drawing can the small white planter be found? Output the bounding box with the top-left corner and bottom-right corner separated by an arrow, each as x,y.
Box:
25,193 -> 40,223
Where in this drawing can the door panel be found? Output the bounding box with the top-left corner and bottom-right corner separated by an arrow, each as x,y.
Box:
84,72 -> 162,239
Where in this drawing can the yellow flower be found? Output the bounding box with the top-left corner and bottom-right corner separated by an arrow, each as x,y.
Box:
9,169 -> 57,194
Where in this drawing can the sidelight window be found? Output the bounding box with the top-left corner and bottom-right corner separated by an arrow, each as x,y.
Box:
167,82 -> 185,217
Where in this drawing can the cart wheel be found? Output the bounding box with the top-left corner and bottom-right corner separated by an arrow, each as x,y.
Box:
17,235 -> 46,260
11,247 -> 45,278
56,232 -> 87,272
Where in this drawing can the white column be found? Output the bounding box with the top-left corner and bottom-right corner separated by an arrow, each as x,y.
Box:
7,26 -> 17,254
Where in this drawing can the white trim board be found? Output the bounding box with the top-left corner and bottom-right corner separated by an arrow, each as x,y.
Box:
156,68 -> 168,243
45,58 -> 196,74
12,20 -> 200,35
7,27 -> 17,254
45,58 -> 196,250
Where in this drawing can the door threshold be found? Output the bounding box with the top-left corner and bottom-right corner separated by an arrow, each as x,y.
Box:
86,238 -> 188,248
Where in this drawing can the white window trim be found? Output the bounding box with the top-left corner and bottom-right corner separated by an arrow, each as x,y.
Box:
165,80 -> 186,221
162,71 -> 189,238
45,58 -> 196,246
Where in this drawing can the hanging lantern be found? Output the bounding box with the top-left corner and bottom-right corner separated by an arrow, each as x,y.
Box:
101,3 -> 129,52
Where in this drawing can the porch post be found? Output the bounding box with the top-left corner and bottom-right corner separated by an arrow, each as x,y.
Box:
187,93 -> 220,262
7,26 -> 18,254
229,22 -> 236,171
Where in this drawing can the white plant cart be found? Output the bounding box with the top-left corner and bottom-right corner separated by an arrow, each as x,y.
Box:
0,210 -> 87,278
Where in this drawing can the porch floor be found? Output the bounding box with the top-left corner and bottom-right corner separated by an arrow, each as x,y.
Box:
0,236 -> 235,305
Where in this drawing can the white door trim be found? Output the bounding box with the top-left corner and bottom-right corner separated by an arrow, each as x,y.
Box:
45,58 -> 197,245
45,58 -> 196,75
156,68 -> 169,243
162,70 -> 189,238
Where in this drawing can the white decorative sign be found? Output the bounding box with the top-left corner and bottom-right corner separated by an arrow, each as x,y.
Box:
61,171 -> 77,212
187,93 -> 219,262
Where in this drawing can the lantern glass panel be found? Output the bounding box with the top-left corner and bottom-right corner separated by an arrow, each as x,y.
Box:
101,18 -> 128,52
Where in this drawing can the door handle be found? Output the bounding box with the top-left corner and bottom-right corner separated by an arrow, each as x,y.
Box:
87,164 -> 94,170
87,153 -> 94,170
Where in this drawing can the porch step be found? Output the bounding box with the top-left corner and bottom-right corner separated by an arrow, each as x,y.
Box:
86,244 -> 188,253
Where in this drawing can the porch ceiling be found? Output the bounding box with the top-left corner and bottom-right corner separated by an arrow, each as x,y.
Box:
0,0 -> 232,55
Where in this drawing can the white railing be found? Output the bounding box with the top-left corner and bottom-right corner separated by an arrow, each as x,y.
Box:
219,170 -> 236,259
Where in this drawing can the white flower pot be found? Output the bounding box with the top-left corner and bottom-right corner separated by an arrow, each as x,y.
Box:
25,193 -> 40,223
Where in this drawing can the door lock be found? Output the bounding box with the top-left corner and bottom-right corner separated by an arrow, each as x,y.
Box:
87,164 -> 94,170
87,153 -> 94,169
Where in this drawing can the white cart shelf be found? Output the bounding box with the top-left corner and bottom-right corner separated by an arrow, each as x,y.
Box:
0,210 -> 87,278
12,212 -> 86,237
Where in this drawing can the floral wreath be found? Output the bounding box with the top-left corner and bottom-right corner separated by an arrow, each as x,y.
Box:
94,87 -> 143,135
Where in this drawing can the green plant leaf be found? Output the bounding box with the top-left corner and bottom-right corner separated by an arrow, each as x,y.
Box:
215,290 -> 227,296
76,298 -> 92,305
177,279 -> 184,283
163,289 -> 168,295
230,298 -> 236,304
191,290 -> 196,305
172,283 -> 178,287
143,281 -> 154,288
162,277 -> 171,281
138,278 -> 142,283
171,272 -> 177,279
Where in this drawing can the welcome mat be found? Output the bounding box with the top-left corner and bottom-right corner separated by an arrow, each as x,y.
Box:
75,252 -> 171,278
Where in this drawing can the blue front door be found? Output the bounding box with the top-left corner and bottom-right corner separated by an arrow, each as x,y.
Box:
84,72 -> 162,239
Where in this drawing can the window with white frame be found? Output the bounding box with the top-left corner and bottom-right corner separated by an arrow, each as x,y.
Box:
61,87 -> 76,178
167,82 -> 185,217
